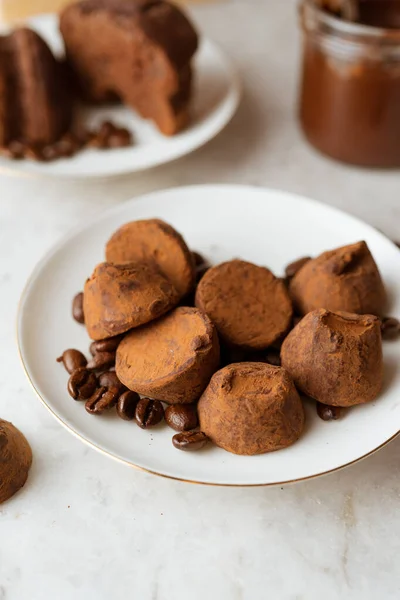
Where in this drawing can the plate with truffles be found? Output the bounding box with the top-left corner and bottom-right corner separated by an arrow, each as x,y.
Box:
17,184 -> 400,486
0,2 -> 240,178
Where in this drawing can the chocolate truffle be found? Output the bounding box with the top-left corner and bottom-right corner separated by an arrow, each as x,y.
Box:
289,241 -> 387,316
195,260 -> 293,349
198,362 -> 305,455
116,307 -> 220,403
0,420 -> 32,504
105,219 -> 195,298
60,0 -> 198,135
83,262 -> 179,340
0,28 -> 73,146
281,309 -> 383,407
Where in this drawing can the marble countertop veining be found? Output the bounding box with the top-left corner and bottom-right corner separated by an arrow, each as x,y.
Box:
1,1 -> 400,599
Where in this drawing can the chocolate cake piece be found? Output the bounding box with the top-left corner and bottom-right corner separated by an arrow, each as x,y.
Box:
0,28 -> 73,146
60,0 -> 198,135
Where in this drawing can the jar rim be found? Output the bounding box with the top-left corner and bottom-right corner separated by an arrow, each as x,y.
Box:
301,0 -> 400,41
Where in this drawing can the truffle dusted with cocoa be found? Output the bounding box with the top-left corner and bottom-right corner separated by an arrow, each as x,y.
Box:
198,362 -> 305,455
83,262 -> 179,340
281,309 -> 383,407
116,307 -> 220,404
289,241 -> 387,316
195,259 -> 293,350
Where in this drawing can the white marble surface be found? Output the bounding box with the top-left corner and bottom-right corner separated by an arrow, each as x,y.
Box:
1,1 -> 400,598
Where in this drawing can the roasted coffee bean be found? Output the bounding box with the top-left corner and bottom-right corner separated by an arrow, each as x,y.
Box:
57,349 -> 87,374
381,316 -> 400,340
85,386 -> 120,415
53,137 -> 75,158
8,140 -> 26,158
316,402 -> 343,421
107,129 -> 132,148
68,367 -> 97,400
1,140 -> 25,159
89,335 -> 123,355
135,398 -> 164,429
284,256 -> 311,279
165,404 -> 199,432
98,370 -> 126,391
86,351 -> 115,371
172,430 -> 209,451
42,144 -> 60,161
99,120 -> 116,139
87,131 -> 108,149
72,292 -> 85,324
116,391 -> 140,421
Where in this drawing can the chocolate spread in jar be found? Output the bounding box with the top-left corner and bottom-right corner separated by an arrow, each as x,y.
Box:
299,0 -> 400,167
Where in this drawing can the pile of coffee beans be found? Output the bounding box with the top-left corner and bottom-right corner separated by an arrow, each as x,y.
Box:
0,120 -> 133,163
58,289 -> 209,451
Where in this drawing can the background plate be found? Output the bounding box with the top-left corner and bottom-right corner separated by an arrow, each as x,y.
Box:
0,14 -> 241,178
17,185 -> 400,485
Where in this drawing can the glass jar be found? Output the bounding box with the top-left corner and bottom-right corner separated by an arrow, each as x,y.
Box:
299,0 -> 400,167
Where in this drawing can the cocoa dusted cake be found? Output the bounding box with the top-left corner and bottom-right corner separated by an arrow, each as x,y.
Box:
0,28 -> 73,146
60,0 -> 199,135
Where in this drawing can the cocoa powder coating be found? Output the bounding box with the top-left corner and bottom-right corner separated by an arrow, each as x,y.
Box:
0,420 -> 32,504
195,259 -> 293,349
289,241 -> 387,316
281,309 -> 383,407
116,306 -> 220,403
105,219 -> 195,298
83,261 -> 179,340
198,362 -> 305,455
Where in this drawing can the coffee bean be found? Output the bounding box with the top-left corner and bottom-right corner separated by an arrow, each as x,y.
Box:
87,134 -> 108,149
172,430 -> 209,451
85,386 -> 120,414
57,349 -> 87,374
42,144 -> 60,161
2,140 -> 25,159
107,129 -> 132,148
68,367 -> 97,400
381,317 -> 400,340
284,257 -> 311,279
116,391 -> 140,421
165,404 -> 199,432
135,398 -> 164,429
316,402 -> 343,421
99,121 -> 116,139
86,351 -> 116,371
89,335 -> 123,355
98,371 -> 126,391
72,292 -> 85,324
53,138 -> 74,158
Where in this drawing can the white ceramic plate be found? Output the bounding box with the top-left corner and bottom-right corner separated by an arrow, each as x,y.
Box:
18,185 -> 400,486
0,14 -> 240,179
